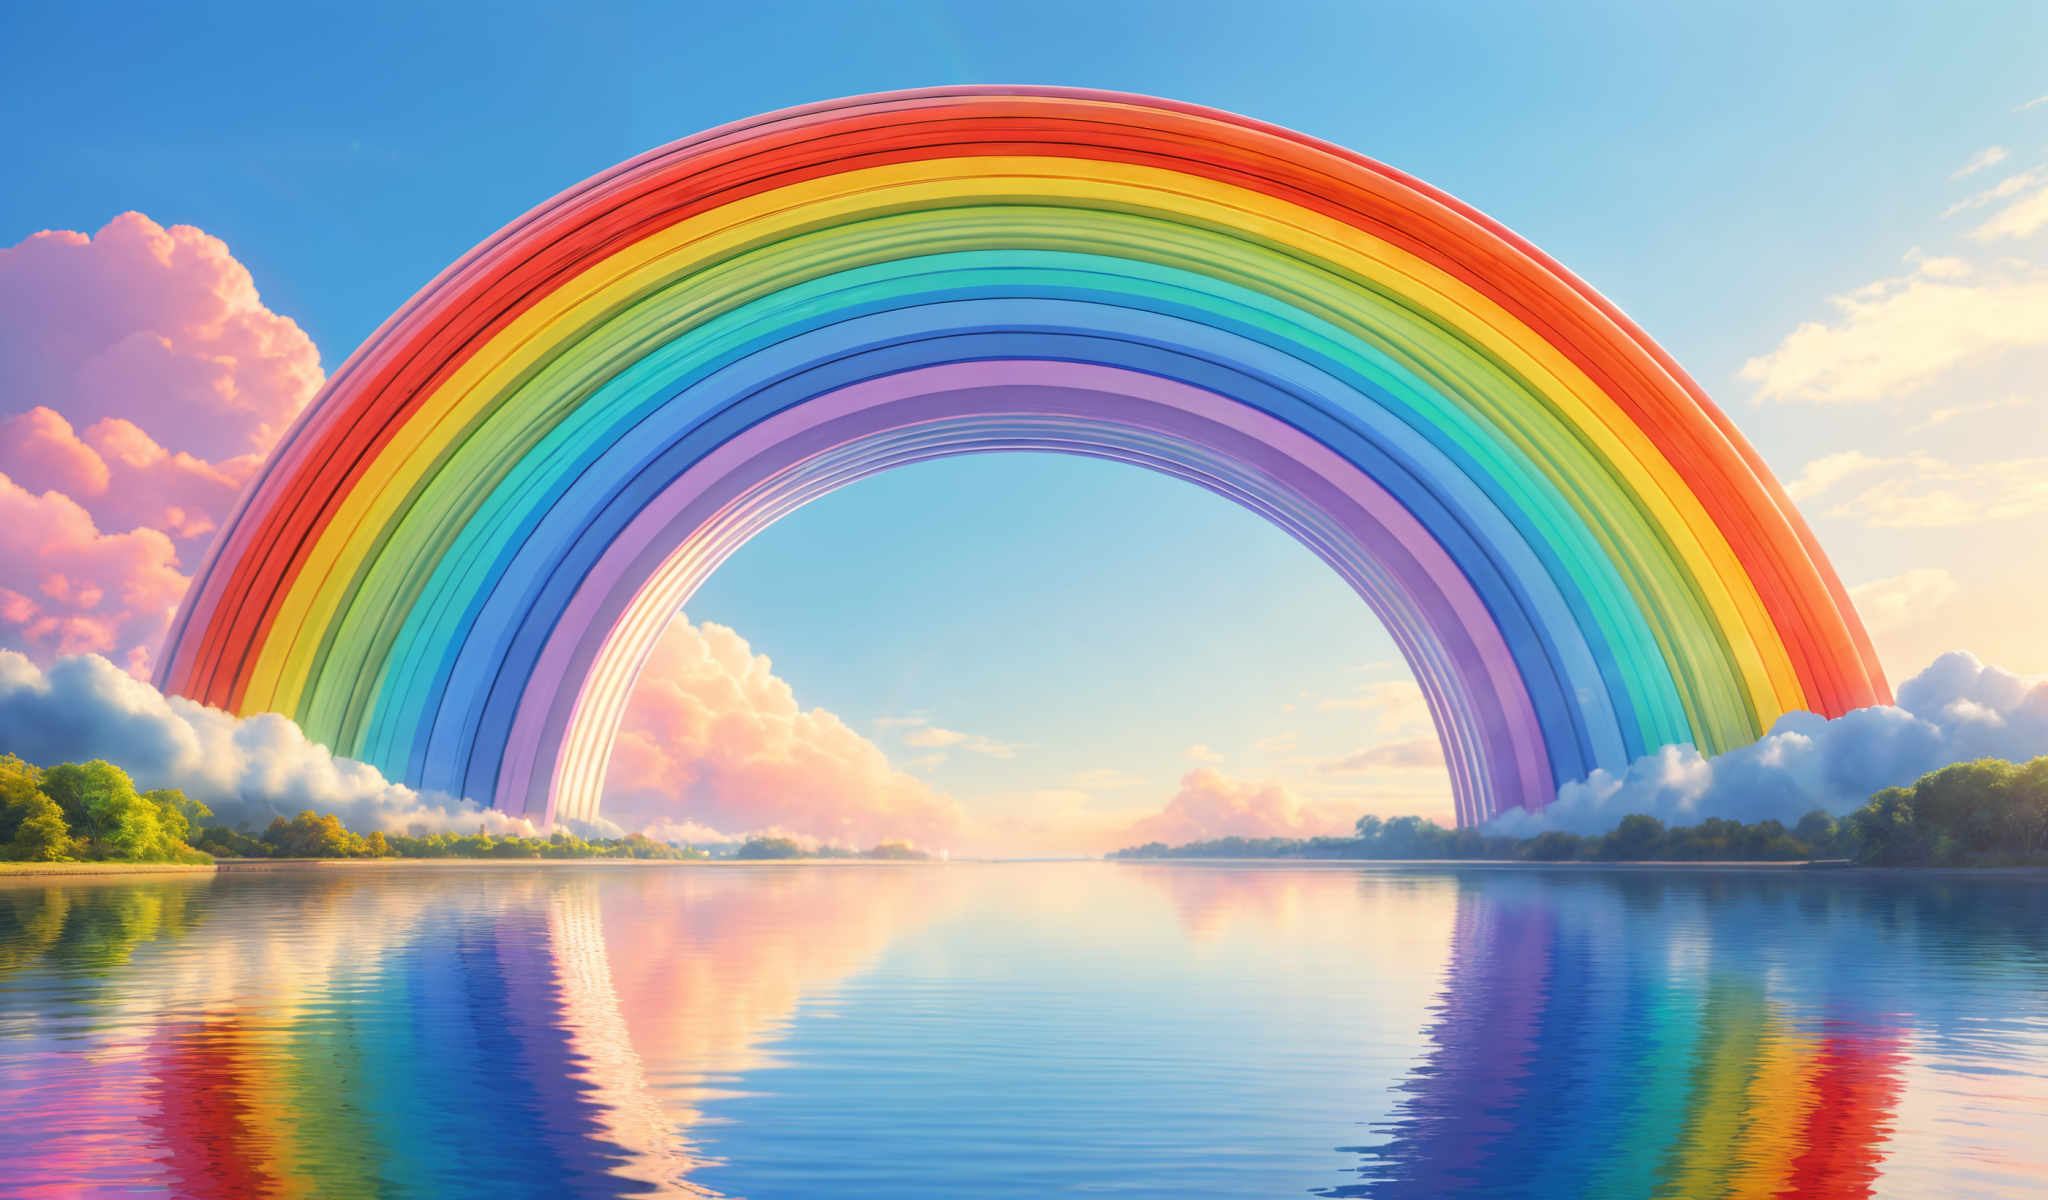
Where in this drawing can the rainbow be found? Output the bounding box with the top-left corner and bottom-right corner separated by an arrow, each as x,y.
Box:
156,87 -> 1888,827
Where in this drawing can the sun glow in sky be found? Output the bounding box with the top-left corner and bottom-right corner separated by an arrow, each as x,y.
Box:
2,1 -> 2045,853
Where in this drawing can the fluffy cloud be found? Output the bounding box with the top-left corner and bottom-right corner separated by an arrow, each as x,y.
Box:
0,213 -> 322,461
1185,743 -> 1224,763
1118,768 -> 1356,845
0,651 -> 538,835
0,213 -> 323,674
1739,257 -> 2048,404
0,475 -> 188,675
1487,652 -> 2048,835
603,618 -> 966,849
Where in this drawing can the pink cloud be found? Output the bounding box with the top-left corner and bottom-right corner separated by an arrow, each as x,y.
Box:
604,617 -> 967,849
0,477 -> 188,676
1118,768 -> 1357,846
0,212 -> 323,461
0,213 -> 322,674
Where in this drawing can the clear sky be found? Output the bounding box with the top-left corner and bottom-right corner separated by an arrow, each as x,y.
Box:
3,1 -> 2045,850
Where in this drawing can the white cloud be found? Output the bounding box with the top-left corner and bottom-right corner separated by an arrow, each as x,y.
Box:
0,651 -> 539,835
1945,167 -> 2046,217
1252,731 -> 1298,755
1185,743 -> 1224,763
2017,95 -> 2048,112
1785,450 -> 1894,502
1907,393 -> 2030,432
1740,259 -> 2048,404
1971,181 -> 2048,241
1487,651 -> 2048,835
1796,452 -> 2048,527
1952,146 -> 2008,179
1849,569 -> 1959,635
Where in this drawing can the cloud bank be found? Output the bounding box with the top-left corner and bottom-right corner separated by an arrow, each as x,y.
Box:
1119,768 -> 1356,846
0,651 -> 538,836
1488,652 -> 2048,836
0,213 -> 324,675
603,618 -> 966,849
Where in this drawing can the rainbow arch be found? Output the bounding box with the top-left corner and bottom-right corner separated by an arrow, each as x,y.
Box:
157,87 -> 1888,828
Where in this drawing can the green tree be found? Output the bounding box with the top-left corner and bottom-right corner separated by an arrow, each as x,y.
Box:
39,761 -> 187,861
736,836 -> 805,859
194,825 -> 268,858
262,810 -> 371,858
1794,810 -> 1839,856
1,756 -> 76,861
864,841 -> 929,860
1850,787 -> 1926,866
1522,831 -> 1587,861
1599,814 -> 1667,860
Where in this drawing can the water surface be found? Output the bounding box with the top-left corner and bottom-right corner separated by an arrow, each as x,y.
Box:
1,862 -> 2043,1197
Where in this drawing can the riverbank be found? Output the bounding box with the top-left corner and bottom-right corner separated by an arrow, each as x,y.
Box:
0,856 -> 942,878
7,857 -> 2047,881
0,861 -> 217,877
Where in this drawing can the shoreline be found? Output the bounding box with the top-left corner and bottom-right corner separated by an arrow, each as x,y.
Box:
0,857 -> 945,878
5,857 -> 2046,881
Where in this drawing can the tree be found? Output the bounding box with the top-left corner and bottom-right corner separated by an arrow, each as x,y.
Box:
9,803 -> 75,862
1599,814 -> 1667,861
262,810 -> 371,858
145,788 -> 209,847
736,836 -> 805,860
1794,810 -> 1839,856
0,756 -> 76,861
39,761 -> 181,861
195,825 -> 268,858
1523,831 -> 1586,861
864,842 -> 930,860
1849,787 -> 1926,866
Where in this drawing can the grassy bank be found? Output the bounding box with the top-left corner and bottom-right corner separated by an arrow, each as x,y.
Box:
0,860 -> 217,878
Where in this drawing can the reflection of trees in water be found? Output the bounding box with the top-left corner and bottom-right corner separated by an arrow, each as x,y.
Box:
1321,871 -> 1967,1199
0,878 -> 208,979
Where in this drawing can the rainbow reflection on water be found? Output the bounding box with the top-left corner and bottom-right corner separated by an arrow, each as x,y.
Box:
0,864 -> 2043,1198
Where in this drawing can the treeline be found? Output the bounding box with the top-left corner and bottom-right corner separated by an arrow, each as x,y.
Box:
1,756 -> 211,863
1109,812 -> 1829,863
733,836 -> 932,860
0,757 -> 705,863
1111,757 -> 2048,867
195,810 -> 705,861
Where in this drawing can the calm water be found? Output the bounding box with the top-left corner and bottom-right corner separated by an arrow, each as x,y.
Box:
1,863 -> 2045,1198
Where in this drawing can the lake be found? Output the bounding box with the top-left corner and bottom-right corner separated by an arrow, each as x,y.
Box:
1,862 -> 2044,1198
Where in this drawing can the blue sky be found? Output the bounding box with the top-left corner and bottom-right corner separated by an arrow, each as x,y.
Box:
4,0 -> 2045,836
